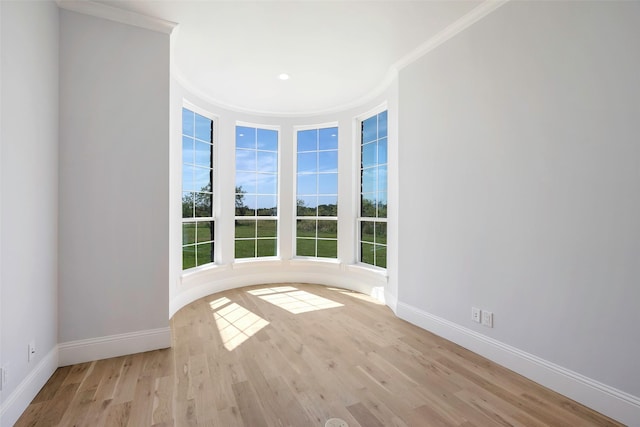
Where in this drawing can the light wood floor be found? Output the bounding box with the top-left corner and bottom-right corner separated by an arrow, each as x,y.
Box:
17,283 -> 623,426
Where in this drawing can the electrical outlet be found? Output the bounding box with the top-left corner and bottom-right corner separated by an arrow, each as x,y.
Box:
28,341 -> 36,363
471,307 -> 481,323
482,311 -> 494,328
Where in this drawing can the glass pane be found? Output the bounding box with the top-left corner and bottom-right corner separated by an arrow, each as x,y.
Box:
377,192 -> 388,218
182,245 -> 196,269
257,174 -> 277,194
196,242 -> 214,266
361,221 -> 375,243
317,239 -> 337,258
182,165 -> 195,192
317,220 -> 337,239
375,222 -> 387,245
257,195 -> 277,216
297,219 -> 316,238
378,165 -> 387,192
235,172 -> 256,194
236,194 -> 256,216
235,239 -> 255,259
182,223 -> 196,245
362,116 -> 377,143
318,151 -> 337,173
378,111 -> 388,139
236,148 -> 256,171
362,168 -> 376,193
318,173 -> 338,195
362,142 -> 376,168
296,238 -> 315,257
195,114 -> 211,142
182,136 -> 194,164
257,239 -> 277,257
182,192 -> 194,218
361,242 -> 375,265
361,194 -> 376,217
378,138 -> 388,164
297,129 -> 317,151
182,108 -> 194,137
257,129 -> 278,151
195,141 -> 212,167
297,152 -> 317,173
194,167 -> 211,192
297,196 -> 317,216
297,174 -> 317,195
257,151 -> 277,173
236,126 -> 256,149
256,220 -> 277,238
235,220 -> 256,238
317,195 -> 337,216
195,193 -> 212,217
375,245 -> 387,268
319,127 -> 338,150
197,221 -> 214,243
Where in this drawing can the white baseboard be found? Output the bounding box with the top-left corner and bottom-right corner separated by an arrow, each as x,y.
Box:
58,327 -> 171,367
0,346 -> 58,427
396,302 -> 640,427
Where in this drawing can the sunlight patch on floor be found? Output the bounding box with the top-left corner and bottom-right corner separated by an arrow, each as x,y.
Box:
248,286 -> 343,314
209,297 -> 269,351
326,287 -> 384,305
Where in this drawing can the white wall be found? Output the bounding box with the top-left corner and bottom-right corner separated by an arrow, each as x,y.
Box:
397,0 -> 640,420
0,0 -> 59,423
58,10 -> 170,344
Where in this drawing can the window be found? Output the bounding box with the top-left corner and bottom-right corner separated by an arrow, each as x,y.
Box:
182,107 -> 215,269
358,110 -> 387,268
235,125 -> 279,259
295,126 -> 338,258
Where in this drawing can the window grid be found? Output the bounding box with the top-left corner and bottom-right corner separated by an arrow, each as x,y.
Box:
296,126 -> 338,258
235,125 -> 279,259
359,110 -> 387,268
182,107 -> 215,270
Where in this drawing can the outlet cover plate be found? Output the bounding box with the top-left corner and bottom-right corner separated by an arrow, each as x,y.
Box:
482,311 -> 494,328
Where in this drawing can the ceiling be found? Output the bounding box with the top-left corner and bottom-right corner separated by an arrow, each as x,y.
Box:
95,1 -> 481,116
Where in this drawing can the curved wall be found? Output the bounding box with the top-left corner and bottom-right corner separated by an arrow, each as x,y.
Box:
168,76 -> 399,317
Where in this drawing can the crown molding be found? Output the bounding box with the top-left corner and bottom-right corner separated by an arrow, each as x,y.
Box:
56,0 -> 177,34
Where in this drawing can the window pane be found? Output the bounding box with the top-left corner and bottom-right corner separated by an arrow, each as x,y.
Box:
195,193 -> 212,217
195,113 -> 212,142
362,116 -> 377,143
362,168 -> 376,194
319,127 -> 338,150
378,166 -> 387,193
362,142 -> 376,168
257,239 -> 276,257
182,136 -> 194,164
235,239 -> 255,258
195,141 -> 212,167
235,220 -> 256,238
317,220 -> 337,239
235,172 -> 256,194
182,165 -> 195,192
361,242 -> 375,265
236,126 -> 256,149
197,221 -> 214,243
257,129 -> 278,151
297,152 -> 317,173
297,196 -> 317,216
375,245 -> 387,268
317,195 -> 337,216
236,194 -> 256,216
257,151 -> 277,173
297,174 -> 317,195
317,239 -> 337,258
196,242 -> 214,266
375,222 -> 387,245
361,194 -> 376,217
182,108 -> 194,137
297,129 -> 317,151
378,138 -> 388,164
296,238 -> 315,257
361,221 -> 375,243
236,148 -> 256,172
194,167 -> 211,192
297,219 -> 316,238
257,195 -> 277,216
257,220 -> 277,238
183,245 -> 196,269
318,151 -> 337,172
182,192 -> 194,218
378,111 -> 388,138
377,193 -> 388,218
318,173 -> 338,195
257,174 -> 277,194
183,223 -> 196,245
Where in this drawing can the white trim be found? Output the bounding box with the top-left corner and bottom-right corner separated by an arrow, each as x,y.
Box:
396,302 -> 640,426
58,327 -> 171,367
56,0 -> 177,34
0,347 -> 58,427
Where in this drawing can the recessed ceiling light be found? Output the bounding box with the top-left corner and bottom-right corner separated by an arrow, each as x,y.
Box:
278,73 -> 290,81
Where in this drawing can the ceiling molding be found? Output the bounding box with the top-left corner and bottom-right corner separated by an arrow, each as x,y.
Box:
56,0 -> 177,34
